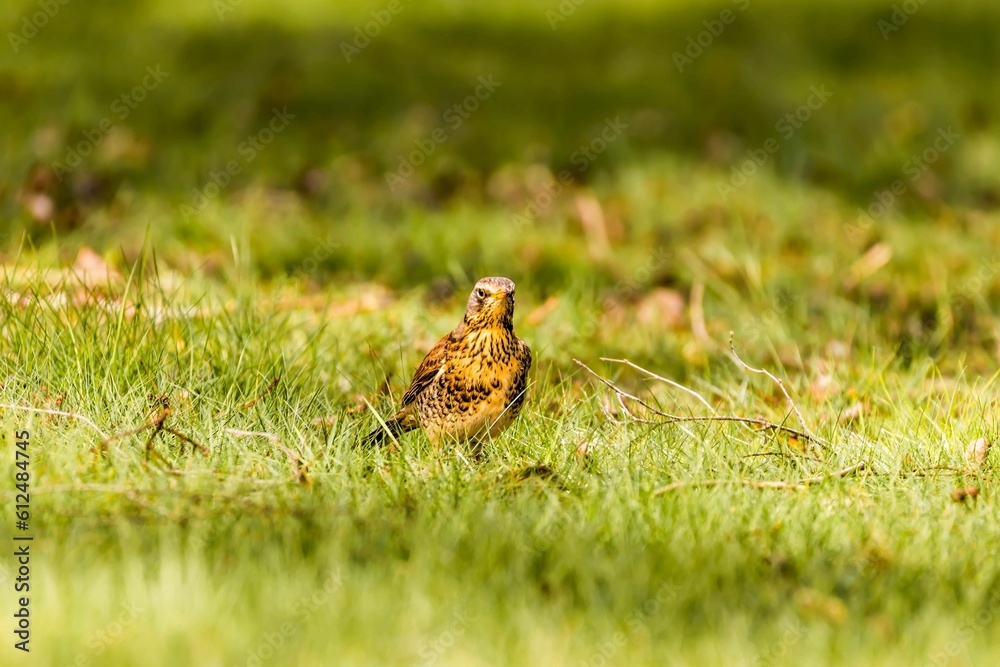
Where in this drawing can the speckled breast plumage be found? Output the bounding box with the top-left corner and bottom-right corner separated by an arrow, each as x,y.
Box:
416,328 -> 531,445
363,276 -> 532,450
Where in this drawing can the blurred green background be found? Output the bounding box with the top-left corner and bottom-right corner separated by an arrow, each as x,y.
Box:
5,3 -> 1000,666
1,0 -> 997,283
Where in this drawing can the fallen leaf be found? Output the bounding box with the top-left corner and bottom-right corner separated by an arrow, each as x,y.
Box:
573,192 -> 610,260
72,246 -> 122,287
636,288 -> 685,328
326,284 -> 394,316
845,242 -> 893,288
574,440 -> 595,470
951,487 -> 980,503
24,192 -> 55,222
810,373 -> 838,402
965,438 -> 992,468
839,401 -> 869,425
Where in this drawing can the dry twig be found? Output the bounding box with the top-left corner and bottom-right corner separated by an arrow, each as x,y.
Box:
600,357 -> 713,411
241,376 -> 280,410
0,403 -> 108,439
97,407 -> 207,463
652,462 -> 865,496
225,428 -> 310,484
728,331 -> 812,438
574,359 -> 825,446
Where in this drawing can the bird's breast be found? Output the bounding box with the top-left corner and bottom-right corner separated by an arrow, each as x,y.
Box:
416,326 -> 529,445
458,328 -> 517,370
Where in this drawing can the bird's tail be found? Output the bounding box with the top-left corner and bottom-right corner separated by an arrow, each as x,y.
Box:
362,411 -> 417,447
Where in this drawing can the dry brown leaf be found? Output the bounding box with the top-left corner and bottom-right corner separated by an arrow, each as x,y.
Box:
72,246 -> 123,288
951,487 -> 980,503
965,438 -> 992,468
824,340 -> 851,360
573,192 -> 610,260
845,242 -> 892,288
838,401 -> 869,425
326,285 -> 394,317
809,373 -> 838,403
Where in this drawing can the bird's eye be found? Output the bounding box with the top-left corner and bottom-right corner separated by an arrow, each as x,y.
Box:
475,288 -> 488,299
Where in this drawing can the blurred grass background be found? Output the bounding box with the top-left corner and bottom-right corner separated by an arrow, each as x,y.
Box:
2,0 -> 999,371
3,1 -> 1000,665
2,0 -> 998,265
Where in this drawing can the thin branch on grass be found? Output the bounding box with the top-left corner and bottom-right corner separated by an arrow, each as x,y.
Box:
213,375 -> 281,416
600,357 -> 714,411
574,359 -> 825,446
655,478 -> 809,492
141,414 -> 170,465
97,408 -> 207,463
224,428 -> 310,484
905,465 -> 971,477
224,428 -> 278,438
240,375 -> 280,410
742,451 -> 824,464
0,403 -> 109,439
728,331 -> 812,438
799,461 -> 866,484
652,462 -> 866,496
162,427 -> 209,455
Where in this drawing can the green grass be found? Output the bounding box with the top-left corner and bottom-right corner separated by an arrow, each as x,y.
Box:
4,0 -> 1000,664
3,161 -> 1000,665
2,0 -> 1000,241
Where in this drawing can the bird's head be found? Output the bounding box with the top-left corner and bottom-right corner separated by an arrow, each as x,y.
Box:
463,276 -> 516,330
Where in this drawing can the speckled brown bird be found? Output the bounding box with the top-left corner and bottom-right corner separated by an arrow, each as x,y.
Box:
364,276 -> 531,449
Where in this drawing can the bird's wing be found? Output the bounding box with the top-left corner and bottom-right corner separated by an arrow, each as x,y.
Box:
400,332 -> 452,408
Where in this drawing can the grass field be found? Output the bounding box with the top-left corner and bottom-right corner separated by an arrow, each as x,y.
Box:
3,0 -> 1000,665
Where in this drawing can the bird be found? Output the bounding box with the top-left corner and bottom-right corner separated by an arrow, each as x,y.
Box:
364,276 -> 531,450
